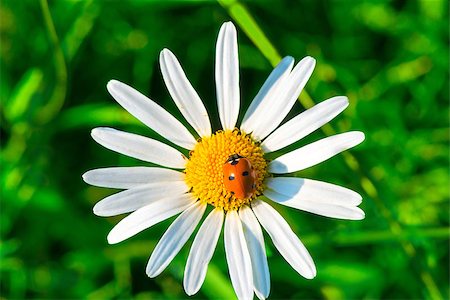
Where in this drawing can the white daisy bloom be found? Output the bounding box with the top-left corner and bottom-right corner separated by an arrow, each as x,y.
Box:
83,21 -> 365,300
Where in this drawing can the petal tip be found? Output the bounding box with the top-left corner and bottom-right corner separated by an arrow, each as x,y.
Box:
356,208 -> 366,220
81,171 -> 89,183
346,131 -> 366,146
221,21 -> 237,37
346,207 -> 365,220
90,127 -> 109,140
106,232 -> 120,245
106,79 -> 120,91
303,266 -> 317,280
303,56 -> 316,65
92,203 -> 104,217
183,286 -> 196,297
160,48 -> 172,59
255,287 -> 270,300
223,21 -> 236,28
356,131 -> 366,144
90,127 -> 98,136
336,95 -> 349,105
145,266 -> 157,278
355,192 -> 363,204
90,128 -> 102,140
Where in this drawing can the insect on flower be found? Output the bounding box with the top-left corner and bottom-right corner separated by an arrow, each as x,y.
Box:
223,154 -> 257,200
83,21 -> 365,300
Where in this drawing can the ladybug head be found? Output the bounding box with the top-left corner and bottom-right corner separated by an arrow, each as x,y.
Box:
225,153 -> 243,165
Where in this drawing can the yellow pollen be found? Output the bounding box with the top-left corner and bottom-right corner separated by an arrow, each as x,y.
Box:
185,130 -> 267,211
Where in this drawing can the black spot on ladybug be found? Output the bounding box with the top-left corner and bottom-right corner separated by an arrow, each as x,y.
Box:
230,159 -> 239,165
242,171 -> 249,176
228,175 -> 235,180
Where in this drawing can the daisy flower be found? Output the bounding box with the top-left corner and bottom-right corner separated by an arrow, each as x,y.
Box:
83,22 -> 365,300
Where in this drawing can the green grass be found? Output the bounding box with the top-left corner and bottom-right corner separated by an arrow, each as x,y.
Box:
1,0 -> 449,299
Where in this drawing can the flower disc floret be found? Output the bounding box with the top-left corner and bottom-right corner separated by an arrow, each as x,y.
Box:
185,130 -> 267,211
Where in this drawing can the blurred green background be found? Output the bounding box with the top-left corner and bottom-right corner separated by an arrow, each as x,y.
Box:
1,0 -> 449,299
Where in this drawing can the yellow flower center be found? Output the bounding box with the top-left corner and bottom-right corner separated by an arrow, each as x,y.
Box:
185,130 -> 267,211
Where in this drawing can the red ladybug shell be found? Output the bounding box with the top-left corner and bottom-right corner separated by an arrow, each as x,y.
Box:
223,154 -> 256,199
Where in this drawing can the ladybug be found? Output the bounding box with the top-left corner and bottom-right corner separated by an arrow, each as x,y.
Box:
223,154 -> 256,199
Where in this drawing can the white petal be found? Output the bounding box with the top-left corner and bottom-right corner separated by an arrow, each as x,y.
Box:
251,199 -> 316,279
250,57 -> 316,141
224,210 -> 253,300
160,49 -> 212,137
216,22 -> 239,130
240,56 -> 294,135
82,167 -> 185,189
266,177 -> 362,206
264,189 -> 365,220
107,80 -> 197,149
146,201 -> 206,277
91,127 -> 187,169
269,131 -> 365,174
184,209 -> 224,295
93,181 -> 189,217
239,206 -> 270,300
262,96 -> 349,152
107,193 -> 196,244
